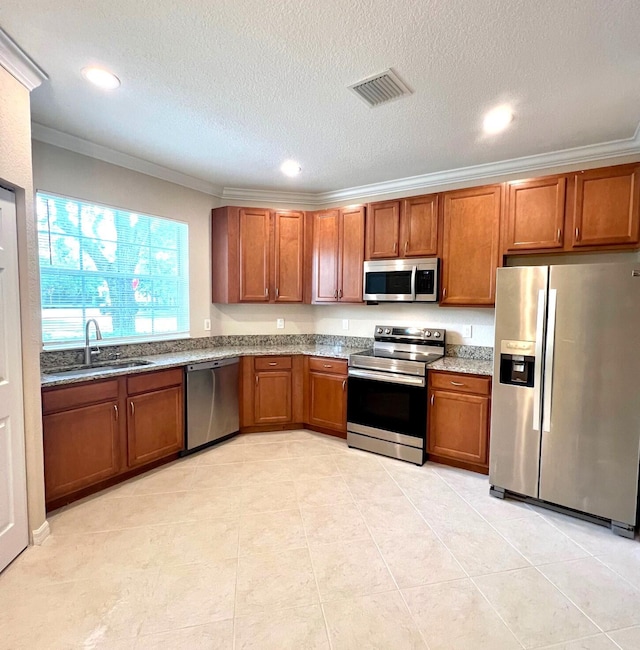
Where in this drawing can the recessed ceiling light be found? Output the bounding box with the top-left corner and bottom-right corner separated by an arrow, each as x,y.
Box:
280,160 -> 302,177
81,66 -> 121,90
483,105 -> 513,134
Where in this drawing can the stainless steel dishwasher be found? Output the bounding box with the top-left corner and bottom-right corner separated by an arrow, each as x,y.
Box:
184,357 -> 239,453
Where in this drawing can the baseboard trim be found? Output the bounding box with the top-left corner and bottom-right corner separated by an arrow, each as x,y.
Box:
31,520 -> 50,545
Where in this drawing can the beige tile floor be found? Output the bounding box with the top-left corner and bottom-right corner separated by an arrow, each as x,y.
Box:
1,429 -> 640,649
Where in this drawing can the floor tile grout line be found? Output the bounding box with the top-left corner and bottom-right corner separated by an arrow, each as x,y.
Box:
340,464 -> 432,650
592,554 -> 640,595
296,487 -> 334,650
380,462 -> 526,649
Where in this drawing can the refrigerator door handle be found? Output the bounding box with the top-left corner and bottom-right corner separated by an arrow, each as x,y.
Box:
532,289 -> 546,432
542,289 -> 557,434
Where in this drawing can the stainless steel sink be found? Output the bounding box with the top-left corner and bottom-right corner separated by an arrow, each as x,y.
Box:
44,359 -> 153,376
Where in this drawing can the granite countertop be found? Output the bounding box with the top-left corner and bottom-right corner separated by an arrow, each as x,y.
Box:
41,344 -> 367,387
427,357 -> 493,377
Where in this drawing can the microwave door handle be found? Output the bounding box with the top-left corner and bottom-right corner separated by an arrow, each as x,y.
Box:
410,265 -> 417,300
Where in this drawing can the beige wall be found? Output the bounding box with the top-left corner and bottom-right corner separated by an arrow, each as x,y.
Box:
0,66 -> 46,536
32,141 -> 220,339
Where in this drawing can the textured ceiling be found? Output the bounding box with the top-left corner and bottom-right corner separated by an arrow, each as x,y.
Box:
2,0 -> 640,193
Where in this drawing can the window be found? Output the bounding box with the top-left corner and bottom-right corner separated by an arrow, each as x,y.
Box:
37,192 -> 189,347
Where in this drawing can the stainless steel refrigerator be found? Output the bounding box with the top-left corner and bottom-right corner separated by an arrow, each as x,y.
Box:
489,262 -> 640,537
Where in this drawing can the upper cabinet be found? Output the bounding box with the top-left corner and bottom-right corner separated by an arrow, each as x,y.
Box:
504,176 -> 566,252
501,164 -> 640,255
570,165 -> 640,248
366,195 -> 438,260
212,207 -> 305,303
311,206 -> 365,303
440,185 -> 501,306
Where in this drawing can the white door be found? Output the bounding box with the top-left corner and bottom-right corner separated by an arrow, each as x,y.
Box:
0,187 -> 28,572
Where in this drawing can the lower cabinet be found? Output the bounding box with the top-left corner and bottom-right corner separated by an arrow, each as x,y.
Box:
427,371 -> 491,474
42,368 -> 184,509
254,370 -> 292,424
305,357 -> 347,435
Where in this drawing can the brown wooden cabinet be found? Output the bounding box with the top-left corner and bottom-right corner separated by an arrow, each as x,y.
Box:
366,195 -> 438,260
311,206 -> 364,303
427,371 -> 491,474
212,206 -> 305,304
504,176 -> 566,252
570,164 -> 640,248
440,184 -> 501,306
304,357 -> 347,436
239,355 -> 304,430
42,368 -> 184,509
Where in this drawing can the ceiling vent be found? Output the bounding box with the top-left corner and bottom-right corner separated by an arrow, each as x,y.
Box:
348,69 -> 412,108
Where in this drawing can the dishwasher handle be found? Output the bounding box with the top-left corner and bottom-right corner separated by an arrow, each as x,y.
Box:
186,357 -> 239,373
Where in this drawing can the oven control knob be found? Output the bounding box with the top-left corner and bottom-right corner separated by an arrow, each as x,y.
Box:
385,328 -> 391,334
425,331 -> 431,337
376,327 -> 383,334
434,331 -> 441,338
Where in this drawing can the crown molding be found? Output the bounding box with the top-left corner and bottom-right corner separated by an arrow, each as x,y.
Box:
32,121 -> 640,207
0,28 -> 47,91
31,124 -> 224,197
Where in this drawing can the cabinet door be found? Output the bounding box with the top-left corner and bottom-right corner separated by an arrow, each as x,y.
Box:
308,372 -> 347,432
274,211 -> 304,302
440,185 -> 501,306
239,208 -> 271,302
571,165 -> 640,247
366,201 -> 400,259
505,177 -> 566,251
400,195 -> 438,257
338,206 -> 365,302
43,401 -> 120,501
254,370 -> 292,424
312,210 -> 340,302
127,386 -> 184,467
428,390 -> 489,466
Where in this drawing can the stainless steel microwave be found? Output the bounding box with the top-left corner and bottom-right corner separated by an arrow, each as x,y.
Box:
363,258 -> 439,302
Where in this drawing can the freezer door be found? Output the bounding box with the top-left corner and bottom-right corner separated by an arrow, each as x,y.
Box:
539,262 -> 640,525
490,266 -> 548,497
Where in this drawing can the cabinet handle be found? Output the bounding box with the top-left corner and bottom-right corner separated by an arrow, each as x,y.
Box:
557,228 -> 562,242
394,241 -> 398,253
265,287 -> 269,297
268,362 -> 277,366
323,364 -> 332,368
114,404 -> 118,420
430,394 -> 434,406
575,227 -> 580,241
442,288 -> 447,298
342,379 -> 346,391
334,289 -> 338,299
338,289 -> 343,299
404,241 -> 408,255
255,375 -> 259,386
275,287 -> 279,298
130,402 -> 135,416
450,381 -> 465,386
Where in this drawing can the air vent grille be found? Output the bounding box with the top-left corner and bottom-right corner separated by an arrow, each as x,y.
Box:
348,69 -> 412,107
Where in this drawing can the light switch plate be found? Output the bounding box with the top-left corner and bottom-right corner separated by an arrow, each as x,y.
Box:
463,324 -> 472,338
342,319 -> 349,330
204,318 -> 211,331
276,318 -> 285,329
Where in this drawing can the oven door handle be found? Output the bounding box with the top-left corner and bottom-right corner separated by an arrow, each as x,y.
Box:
348,368 -> 426,388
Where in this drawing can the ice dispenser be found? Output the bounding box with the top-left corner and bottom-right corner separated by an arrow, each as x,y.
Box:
499,340 -> 536,387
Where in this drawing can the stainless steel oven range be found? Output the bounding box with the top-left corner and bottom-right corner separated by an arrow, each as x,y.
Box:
347,325 -> 445,464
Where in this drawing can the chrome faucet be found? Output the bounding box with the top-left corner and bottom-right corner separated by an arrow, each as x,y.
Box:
84,318 -> 103,365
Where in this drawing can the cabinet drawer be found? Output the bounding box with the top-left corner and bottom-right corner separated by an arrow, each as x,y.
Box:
308,357 -> 347,375
254,356 -> 292,370
429,372 -> 491,396
42,379 -> 120,414
127,368 -> 183,395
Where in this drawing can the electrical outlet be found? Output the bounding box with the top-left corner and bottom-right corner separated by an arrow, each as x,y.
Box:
204,318 -> 211,331
342,319 -> 349,330
463,324 -> 472,338
276,318 -> 285,329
